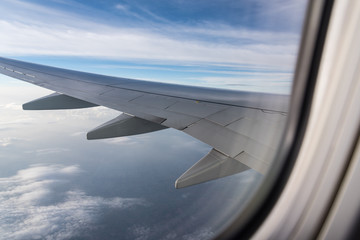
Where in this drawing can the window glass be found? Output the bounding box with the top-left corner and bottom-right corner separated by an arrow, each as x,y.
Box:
0,0 -> 308,239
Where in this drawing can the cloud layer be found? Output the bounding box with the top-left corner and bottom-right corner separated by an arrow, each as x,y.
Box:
0,0 -> 301,68
0,19 -> 298,69
0,0 -> 308,94
0,164 -> 148,240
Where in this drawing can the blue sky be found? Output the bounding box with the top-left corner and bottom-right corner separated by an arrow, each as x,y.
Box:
0,0 -> 307,93
0,0 -> 308,239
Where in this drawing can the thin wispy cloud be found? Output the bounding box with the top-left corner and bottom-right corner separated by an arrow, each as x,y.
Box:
25,148 -> 70,155
252,0 -> 308,31
0,137 -> 24,147
102,133 -> 153,146
0,0 -> 307,94
129,225 -> 151,240
0,103 -> 22,110
115,4 -> 128,11
104,137 -> 137,145
182,228 -> 214,240
0,164 -> 148,240
197,74 -> 293,93
0,0 -> 300,69
0,118 -> 35,131
128,225 -> 214,240
70,131 -> 86,137
0,20 -> 297,68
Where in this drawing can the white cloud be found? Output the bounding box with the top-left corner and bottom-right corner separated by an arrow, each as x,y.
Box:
0,1 -> 299,70
115,4 -> 128,11
0,118 -> 36,132
182,228 -> 214,240
130,225 -> 151,240
61,107 -> 119,121
70,131 -> 86,137
197,73 -> 293,94
25,148 -> 70,155
0,164 -> 148,240
31,107 -> 119,123
253,0 -> 308,31
103,137 -> 137,145
0,103 -> 22,110
0,20 -> 296,68
129,225 -> 214,240
0,137 -> 25,147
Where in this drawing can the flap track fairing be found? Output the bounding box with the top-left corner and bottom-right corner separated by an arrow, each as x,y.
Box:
175,148 -> 250,188
23,92 -> 98,110
87,113 -> 168,140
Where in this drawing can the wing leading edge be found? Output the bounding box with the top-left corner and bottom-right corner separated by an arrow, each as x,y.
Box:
0,57 -> 288,188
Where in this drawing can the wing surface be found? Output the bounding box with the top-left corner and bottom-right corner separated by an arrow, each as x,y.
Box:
0,57 -> 288,188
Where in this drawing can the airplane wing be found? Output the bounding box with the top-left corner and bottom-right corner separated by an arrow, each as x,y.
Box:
0,57 -> 288,188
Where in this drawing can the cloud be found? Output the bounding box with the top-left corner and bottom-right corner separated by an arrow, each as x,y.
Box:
252,0 -> 307,31
70,131 -> 86,137
128,225 -> 214,240
25,148 -> 70,155
198,73 -> 293,94
182,228 -> 215,240
0,0 -> 305,94
0,137 -> 25,147
101,134 -> 154,146
103,137 -> 137,145
39,107 -> 118,123
0,20 -> 296,68
0,1 -> 299,70
0,118 -> 36,132
130,225 -> 151,240
115,4 -> 128,11
0,164 -> 148,240
62,107 -> 119,121
0,103 -> 22,110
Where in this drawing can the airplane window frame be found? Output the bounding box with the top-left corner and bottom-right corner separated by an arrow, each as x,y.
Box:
215,0 -> 335,239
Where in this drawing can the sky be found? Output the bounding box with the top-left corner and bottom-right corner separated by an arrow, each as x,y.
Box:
0,0 -> 308,239
0,0 -> 307,93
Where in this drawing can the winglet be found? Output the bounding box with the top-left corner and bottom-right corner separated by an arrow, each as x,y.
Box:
87,113 -> 167,140
23,92 -> 98,110
175,149 -> 249,188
